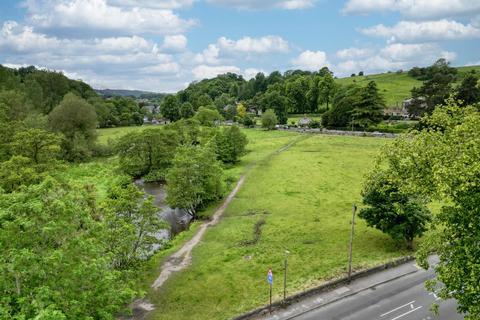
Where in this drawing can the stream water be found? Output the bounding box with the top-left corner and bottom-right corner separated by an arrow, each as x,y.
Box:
134,179 -> 192,241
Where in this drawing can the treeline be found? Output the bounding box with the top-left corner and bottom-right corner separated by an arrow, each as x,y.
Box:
160,67 -> 337,125
407,59 -> 480,117
116,119 -> 248,217
0,65 -> 149,130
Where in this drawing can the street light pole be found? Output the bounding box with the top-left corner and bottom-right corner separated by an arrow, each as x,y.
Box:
348,203 -> 357,283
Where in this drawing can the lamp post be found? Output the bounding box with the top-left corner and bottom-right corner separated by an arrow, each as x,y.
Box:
283,250 -> 290,302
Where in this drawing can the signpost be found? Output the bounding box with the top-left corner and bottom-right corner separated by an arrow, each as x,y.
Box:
267,268 -> 273,313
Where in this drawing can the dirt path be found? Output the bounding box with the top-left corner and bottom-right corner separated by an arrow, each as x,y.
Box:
123,134 -> 308,319
151,134 -> 307,291
151,174 -> 246,289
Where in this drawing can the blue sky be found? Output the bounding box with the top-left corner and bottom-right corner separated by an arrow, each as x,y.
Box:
1,0 -> 479,92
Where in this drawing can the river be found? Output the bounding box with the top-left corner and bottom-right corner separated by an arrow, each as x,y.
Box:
134,179 -> 192,241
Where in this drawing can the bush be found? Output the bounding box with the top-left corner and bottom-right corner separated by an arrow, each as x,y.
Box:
242,114 -> 255,127
261,109 -> 277,130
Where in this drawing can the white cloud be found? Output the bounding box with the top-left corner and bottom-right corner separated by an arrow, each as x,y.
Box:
343,0 -> 480,19
141,62 -> 180,74
243,68 -> 265,79
162,34 -> 188,51
192,64 -> 240,79
336,47 -> 373,59
108,0 -> 196,9
24,0 -> 196,35
206,0 -> 315,10
361,20 -> 480,42
217,36 -> 289,53
334,43 -> 457,76
291,50 -> 329,71
194,44 -> 221,65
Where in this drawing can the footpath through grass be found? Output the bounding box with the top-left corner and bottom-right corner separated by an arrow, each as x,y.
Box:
147,132 -> 410,320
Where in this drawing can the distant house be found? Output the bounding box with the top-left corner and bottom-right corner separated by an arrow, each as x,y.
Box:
298,117 -> 312,127
384,107 -> 409,119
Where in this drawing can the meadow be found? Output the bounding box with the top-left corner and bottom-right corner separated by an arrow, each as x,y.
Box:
336,65 -> 480,108
145,130 -> 410,320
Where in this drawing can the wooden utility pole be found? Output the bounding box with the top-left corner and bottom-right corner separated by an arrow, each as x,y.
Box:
348,203 -> 357,283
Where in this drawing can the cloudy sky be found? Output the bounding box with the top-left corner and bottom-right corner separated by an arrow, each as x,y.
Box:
1,0 -> 479,92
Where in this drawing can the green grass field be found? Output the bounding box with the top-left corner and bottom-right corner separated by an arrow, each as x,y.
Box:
146,131 -> 410,320
97,125 -> 150,144
336,65 -> 480,108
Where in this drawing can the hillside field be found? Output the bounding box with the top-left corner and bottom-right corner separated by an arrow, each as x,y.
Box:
336,65 -> 480,108
142,129 -> 411,320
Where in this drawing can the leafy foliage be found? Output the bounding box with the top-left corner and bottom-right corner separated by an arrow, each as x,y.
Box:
261,109 -> 277,130
215,125 -> 248,163
359,171 -> 431,249
115,128 -> 179,179
374,102 -> 480,319
166,144 -> 224,217
0,178 -> 137,319
48,93 -> 97,161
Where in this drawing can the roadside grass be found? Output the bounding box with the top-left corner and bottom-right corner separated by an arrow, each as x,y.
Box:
147,133 -> 411,320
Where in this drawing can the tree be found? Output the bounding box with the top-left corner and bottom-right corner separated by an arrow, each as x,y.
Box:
285,77 -> 309,114
318,73 -> 336,110
180,102 -> 195,119
0,156 -> 43,193
10,128 -> 61,165
48,93 -> 97,161
194,106 -> 223,126
359,171 -> 431,249
101,183 -> 165,269
374,102 -> 480,319
456,72 -> 480,106
321,84 -> 361,128
350,81 -> 385,129
215,125 -> 248,163
236,103 -> 247,121
115,128 -> 179,180
261,109 -> 277,130
160,95 -> 181,121
0,178 -> 136,319
259,90 -> 288,124
166,144 -> 223,218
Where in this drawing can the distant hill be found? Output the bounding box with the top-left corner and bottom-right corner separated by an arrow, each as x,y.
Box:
95,89 -> 167,99
336,65 -> 480,108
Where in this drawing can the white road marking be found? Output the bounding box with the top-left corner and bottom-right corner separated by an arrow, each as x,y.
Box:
389,306 -> 423,320
428,292 -> 441,301
380,301 -> 416,317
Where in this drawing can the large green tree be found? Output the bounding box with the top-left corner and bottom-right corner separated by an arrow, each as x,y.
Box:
48,93 -> 97,161
373,102 -> 480,319
102,184 -> 165,269
350,81 -> 385,129
359,171 -> 431,249
0,178 -> 137,319
166,144 -> 223,218
160,95 -> 181,122
215,125 -> 248,163
115,128 -> 179,180
456,72 -> 480,107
